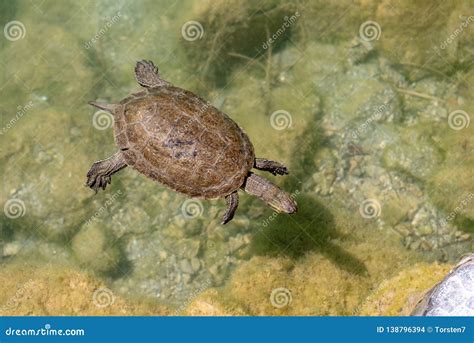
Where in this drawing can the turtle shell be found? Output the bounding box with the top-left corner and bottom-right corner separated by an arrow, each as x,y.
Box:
113,86 -> 255,198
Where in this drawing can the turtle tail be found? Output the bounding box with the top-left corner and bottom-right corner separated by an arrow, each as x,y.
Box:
89,101 -> 117,114
242,172 -> 297,214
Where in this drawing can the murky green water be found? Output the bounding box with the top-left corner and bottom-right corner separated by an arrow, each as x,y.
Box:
0,0 -> 473,315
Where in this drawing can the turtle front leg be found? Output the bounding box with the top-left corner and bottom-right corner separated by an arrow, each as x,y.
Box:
221,191 -> 239,225
254,158 -> 289,176
86,151 -> 127,192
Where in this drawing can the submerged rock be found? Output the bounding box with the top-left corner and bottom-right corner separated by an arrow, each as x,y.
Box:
413,254 -> 474,316
72,221 -> 122,274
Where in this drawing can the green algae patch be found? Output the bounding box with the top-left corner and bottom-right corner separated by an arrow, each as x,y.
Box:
186,209 -> 421,315
358,262 -> 452,316
0,262 -> 170,315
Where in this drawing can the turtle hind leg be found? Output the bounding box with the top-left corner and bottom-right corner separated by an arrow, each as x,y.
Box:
254,158 -> 289,176
221,191 -> 239,225
86,151 -> 127,192
134,60 -> 169,88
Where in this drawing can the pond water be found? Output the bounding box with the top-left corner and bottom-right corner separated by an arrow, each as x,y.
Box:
0,0 -> 472,315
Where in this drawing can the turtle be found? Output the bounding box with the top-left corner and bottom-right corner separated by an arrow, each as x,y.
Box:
411,253 -> 474,316
86,60 -> 297,224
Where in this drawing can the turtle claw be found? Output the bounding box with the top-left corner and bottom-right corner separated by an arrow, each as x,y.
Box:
254,158 -> 289,176
268,165 -> 288,176
86,152 -> 127,193
86,167 -> 112,193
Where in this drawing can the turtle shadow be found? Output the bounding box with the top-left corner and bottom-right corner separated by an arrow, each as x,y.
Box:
249,193 -> 368,276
